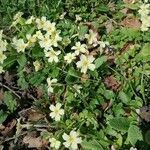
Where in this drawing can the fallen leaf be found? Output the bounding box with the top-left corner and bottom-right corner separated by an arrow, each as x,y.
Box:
23,135 -> 46,148
121,42 -> 135,53
105,20 -> 114,33
1,119 -> 16,137
104,75 -> 121,92
121,17 -> 141,29
19,108 -> 44,122
81,74 -> 89,82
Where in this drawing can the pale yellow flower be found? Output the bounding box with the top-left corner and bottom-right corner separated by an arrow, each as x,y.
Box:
85,29 -> 98,45
39,33 -> 52,50
45,49 -> 61,63
76,54 -> 95,74
64,53 -> 76,63
63,130 -> 82,150
33,60 -> 41,71
13,38 -> 27,53
138,4 -> 150,17
36,16 -> 47,29
71,42 -> 87,56
49,138 -> 61,149
45,21 -> 56,35
51,30 -> 62,47
0,51 -> 7,64
49,103 -> 64,121
47,78 -> 57,93
25,16 -> 35,24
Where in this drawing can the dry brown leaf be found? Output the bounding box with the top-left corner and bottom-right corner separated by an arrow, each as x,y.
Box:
121,42 -> 135,53
1,119 -> 16,137
120,8 -> 129,14
81,74 -> 89,82
105,20 -> 114,33
4,71 -> 14,85
19,108 -> 44,122
23,135 -> 45,148
104,75 -> 121,92
121,17 -> 141,29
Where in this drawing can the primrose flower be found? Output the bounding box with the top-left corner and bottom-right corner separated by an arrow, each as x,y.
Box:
47,78 -> 57,93
71,42 -> 87,56
45,49 -> 61,63
49,138 -> 61,149
64,53 -> 76,63
51,30 -> 62,47
45,21 -> 56,34
35,30 -> 43,40
39,33 -> 52,50
76,54 -> 95,74
25,16 -> 35,24
138,4 -> 150,17
11,12 -> 23,26
0,40 -> 7,52
75,15 -> 82,22
85,29 -> 98,45
0,66 -> 4,74
26,34 -> 37,45
62,130 -> 82,150
0,51 -> 7,64
36,16 -> 47,29
49,103 -> 64,121
99,41 -> 109,49
13,38 -> 27,53
33,60 -> 41,71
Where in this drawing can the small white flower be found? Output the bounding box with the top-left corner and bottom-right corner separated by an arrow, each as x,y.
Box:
45,21 -> 56,34
76,54 -> 95,74
64,53 -> 76,64
0,51 -> 7,64
13,12 -> 23,20
47,78 -> 57,93
63,130 -> 82,150
75,15 -> 82,22
99,41 -> 109,49
51,30 -> 62,47
13,38 -> 27,53
36,16 -> 47,29
130,147 -> 137,150
0,66 -> 4,74
26,34 -> 37,45
35,30 -> 43,40
49,138 -> 61,149
39,33 -> 52,50
71,42 -> 87,56
33,60 -> 41,71
0,40 -> 7,51
45,49 -> 61,63
138,4 -> 150,17
25,16 -> 35,24
85,29 -> 98,45
49,103 -> 64,121
111,145 -> 116,150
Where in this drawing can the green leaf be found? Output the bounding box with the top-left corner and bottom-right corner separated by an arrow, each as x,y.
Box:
127,125 -> 143,146
118,91 -> 129,105
0,110 -> 8,124
95,56 -> 107,69
4,92 -> 17,113
109,117 -> 130,132
145,130 -> 150,145
65,68 -> 79,84
17,54 -> 27,67
81,139 -> 105,150
3,55 -> 17,68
